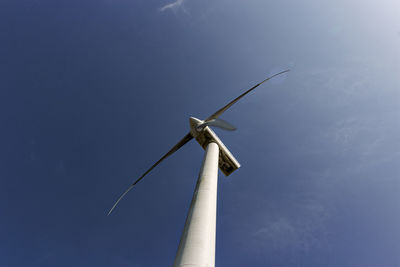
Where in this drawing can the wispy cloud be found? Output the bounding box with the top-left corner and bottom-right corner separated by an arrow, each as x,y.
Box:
252,201 -> 329,252
159,0 -> 186,12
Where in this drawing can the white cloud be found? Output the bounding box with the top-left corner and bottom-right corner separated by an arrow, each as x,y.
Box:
252,201 -> 329,252
159,0 -> 185,12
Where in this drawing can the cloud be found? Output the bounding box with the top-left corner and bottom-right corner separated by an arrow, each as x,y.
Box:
159,0 -> 185,12
251,201 -> 329,252
253,218 -> 298,249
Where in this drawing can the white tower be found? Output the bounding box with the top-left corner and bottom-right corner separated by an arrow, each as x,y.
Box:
174,120 -> 240,267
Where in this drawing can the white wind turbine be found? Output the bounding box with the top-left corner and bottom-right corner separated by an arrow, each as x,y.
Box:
108,70 -> 289,267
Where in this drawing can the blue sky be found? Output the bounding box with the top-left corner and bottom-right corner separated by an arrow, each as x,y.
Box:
1,0 -> 400,266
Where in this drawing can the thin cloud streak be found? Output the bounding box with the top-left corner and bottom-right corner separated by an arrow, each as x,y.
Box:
159,0 -> 185,12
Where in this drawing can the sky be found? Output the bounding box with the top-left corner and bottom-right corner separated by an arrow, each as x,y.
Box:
1,0 -> 400,266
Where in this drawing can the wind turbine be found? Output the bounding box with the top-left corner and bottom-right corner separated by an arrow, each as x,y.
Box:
108,69 -> 289,267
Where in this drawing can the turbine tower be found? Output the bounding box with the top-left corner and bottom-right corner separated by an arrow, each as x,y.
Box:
108,70 -> 289,267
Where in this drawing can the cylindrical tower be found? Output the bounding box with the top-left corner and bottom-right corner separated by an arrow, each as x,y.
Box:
174,142 -> 219,267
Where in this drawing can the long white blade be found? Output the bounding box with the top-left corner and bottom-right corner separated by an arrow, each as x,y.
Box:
204,118 -> 236,131
206,70 -> 290,121
108,132 -> 193,215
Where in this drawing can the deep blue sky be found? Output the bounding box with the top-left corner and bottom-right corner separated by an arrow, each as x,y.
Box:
1,0 -> 400,266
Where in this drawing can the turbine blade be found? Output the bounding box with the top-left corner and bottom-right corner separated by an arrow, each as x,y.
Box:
108,132 -> 194,215
206,70 -> 290,121
204,118 -> 236,131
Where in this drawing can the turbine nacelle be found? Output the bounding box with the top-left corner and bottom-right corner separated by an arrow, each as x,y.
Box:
189,117 -> 237,137
188,116 -> 240,176
189,117 -> 204,137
